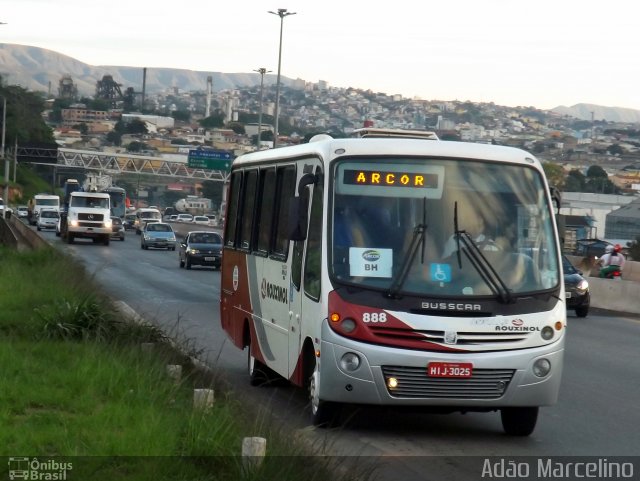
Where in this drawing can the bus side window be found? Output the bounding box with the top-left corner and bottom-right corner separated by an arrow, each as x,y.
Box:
239,170 -> 258,250
272,165 -> 297,259
255,168 -> 276,254
303,168 -> 323,300
224,172 -> 243,247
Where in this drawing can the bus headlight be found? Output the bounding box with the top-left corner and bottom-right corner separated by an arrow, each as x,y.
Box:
339,352 -> 361,372
340,318 -> 357,333
541,326 -> 554,340
533,358 -> 551,377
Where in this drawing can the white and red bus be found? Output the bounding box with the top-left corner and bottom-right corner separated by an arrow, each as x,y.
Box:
220,129 -> 565,435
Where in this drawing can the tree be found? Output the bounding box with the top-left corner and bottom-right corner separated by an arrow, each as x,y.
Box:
564,169 -> 586,192
199,181 -> 224,210
172,110 -> 191,122
227,122 -> 245,135
542,162 -> 565,190
627,237 -> 640,261
586,165 -> 607,179
126,141 -> 149,152
0,84 -> 55,144
199,113 -> 225,129
585,165 -> 620,194
607,144 -> 624,156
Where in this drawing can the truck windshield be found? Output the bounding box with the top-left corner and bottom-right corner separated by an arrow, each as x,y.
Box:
36,199 -> 59,206
70,197 -> 109,209
330,157 -> 559,298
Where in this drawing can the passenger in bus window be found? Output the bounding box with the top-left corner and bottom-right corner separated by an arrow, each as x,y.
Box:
442,207 -> 500,259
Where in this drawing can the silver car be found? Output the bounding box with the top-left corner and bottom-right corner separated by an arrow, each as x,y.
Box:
37,208 -> 59,231
141,222 -> 176,250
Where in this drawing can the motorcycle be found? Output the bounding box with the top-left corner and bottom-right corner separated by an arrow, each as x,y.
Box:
599,265 -> 622,280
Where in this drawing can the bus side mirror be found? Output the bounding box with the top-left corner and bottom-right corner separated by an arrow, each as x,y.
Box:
288,173 -> 317,241
288,196 -> 308,241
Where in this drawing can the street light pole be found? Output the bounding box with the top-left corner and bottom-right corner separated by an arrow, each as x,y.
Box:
1,95 -> 8,219
253,67 -> 271,150
268,8 -> 296,148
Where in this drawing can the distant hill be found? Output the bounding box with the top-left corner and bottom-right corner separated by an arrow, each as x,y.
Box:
0,43 -> 289,97
3,43 -> 640,125
551,103 -> 640,124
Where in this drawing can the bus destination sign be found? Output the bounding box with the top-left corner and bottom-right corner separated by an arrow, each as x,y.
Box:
343,169 -> 438,188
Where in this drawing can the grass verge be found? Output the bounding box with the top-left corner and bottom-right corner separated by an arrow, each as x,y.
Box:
0,246 -> 366,480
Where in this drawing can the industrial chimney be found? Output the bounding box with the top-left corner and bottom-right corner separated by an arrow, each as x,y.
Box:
206,76 -> 213,118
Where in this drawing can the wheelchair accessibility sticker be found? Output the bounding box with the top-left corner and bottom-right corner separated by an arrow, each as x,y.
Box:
430,263 -> 451,283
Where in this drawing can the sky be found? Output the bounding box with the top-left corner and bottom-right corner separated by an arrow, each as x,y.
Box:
2,0 -> 640,111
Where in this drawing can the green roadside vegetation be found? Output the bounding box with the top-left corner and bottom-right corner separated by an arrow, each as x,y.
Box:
0,246 -> 363,480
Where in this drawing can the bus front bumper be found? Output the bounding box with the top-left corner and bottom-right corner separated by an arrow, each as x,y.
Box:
317,321 -> 564,408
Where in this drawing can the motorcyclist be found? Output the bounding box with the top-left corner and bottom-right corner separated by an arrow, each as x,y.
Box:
598,244 -> 625,278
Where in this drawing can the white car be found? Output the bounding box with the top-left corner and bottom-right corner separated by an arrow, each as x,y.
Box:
176,213 -> 193,223
192,215 -> 210,226
37,208 -> 59,231
16,205 -> 29,218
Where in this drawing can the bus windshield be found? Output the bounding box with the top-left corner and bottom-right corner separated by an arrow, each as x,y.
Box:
330,157 -> 559,297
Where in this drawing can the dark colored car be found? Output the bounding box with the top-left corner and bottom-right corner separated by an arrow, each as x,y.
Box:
563,255 -> 590,317
123,213 -> 137,230
110,216 -> 125,241
179,231 -> 223,269
141,222 -> 176,250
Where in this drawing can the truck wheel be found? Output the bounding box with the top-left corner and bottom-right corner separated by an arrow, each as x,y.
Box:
103,236 -> 110,246
501,407 -> 538,436
67,234 -> 74,244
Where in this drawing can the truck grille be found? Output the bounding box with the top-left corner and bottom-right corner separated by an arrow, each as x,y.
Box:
78,213 -> 104,221
381,365 -> 515,399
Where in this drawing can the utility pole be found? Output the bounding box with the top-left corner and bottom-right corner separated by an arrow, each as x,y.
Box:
253,68 -> 271,150
268,8 -> 296,148
1,95 -> 8,219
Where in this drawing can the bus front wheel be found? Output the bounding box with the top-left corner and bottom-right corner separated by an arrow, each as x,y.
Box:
501,407 -> 538,436
308,362 -> 340,427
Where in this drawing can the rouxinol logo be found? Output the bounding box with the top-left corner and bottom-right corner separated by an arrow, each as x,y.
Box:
261,279 -> 288,304
362,249 -> 380,262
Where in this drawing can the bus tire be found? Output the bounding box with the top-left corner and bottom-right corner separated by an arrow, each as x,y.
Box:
247,339 -> 269,387
308,360 -> 340,427
501,407 -> 538,436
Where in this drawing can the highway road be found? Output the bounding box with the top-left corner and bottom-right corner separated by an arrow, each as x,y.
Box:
39,224 -> 640,479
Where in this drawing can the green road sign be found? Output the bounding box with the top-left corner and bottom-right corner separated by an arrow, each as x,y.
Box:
188,150 -> 233,170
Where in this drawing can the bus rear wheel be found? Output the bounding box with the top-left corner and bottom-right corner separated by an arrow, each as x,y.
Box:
247,340 -> 269,387
501,407 -> 538,436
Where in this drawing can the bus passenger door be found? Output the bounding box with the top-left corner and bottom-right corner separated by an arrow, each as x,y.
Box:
289,164 -> 323,379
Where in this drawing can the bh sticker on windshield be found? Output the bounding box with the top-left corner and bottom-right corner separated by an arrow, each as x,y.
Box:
349,248 -> 392,277
430,263 -> 451,283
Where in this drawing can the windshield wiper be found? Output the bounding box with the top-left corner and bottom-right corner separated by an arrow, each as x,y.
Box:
453,201 -> 514,304
387,197 -> 428,299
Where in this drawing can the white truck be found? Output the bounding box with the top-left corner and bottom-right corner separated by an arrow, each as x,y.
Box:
58,178 -> 112,245
29,193 -> 60,225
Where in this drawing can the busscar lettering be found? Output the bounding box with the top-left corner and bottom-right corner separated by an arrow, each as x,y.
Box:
421,302 -> 481,311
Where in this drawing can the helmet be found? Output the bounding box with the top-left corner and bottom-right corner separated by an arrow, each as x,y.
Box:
614,244 -> 622,253
605,245 -> 614,254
